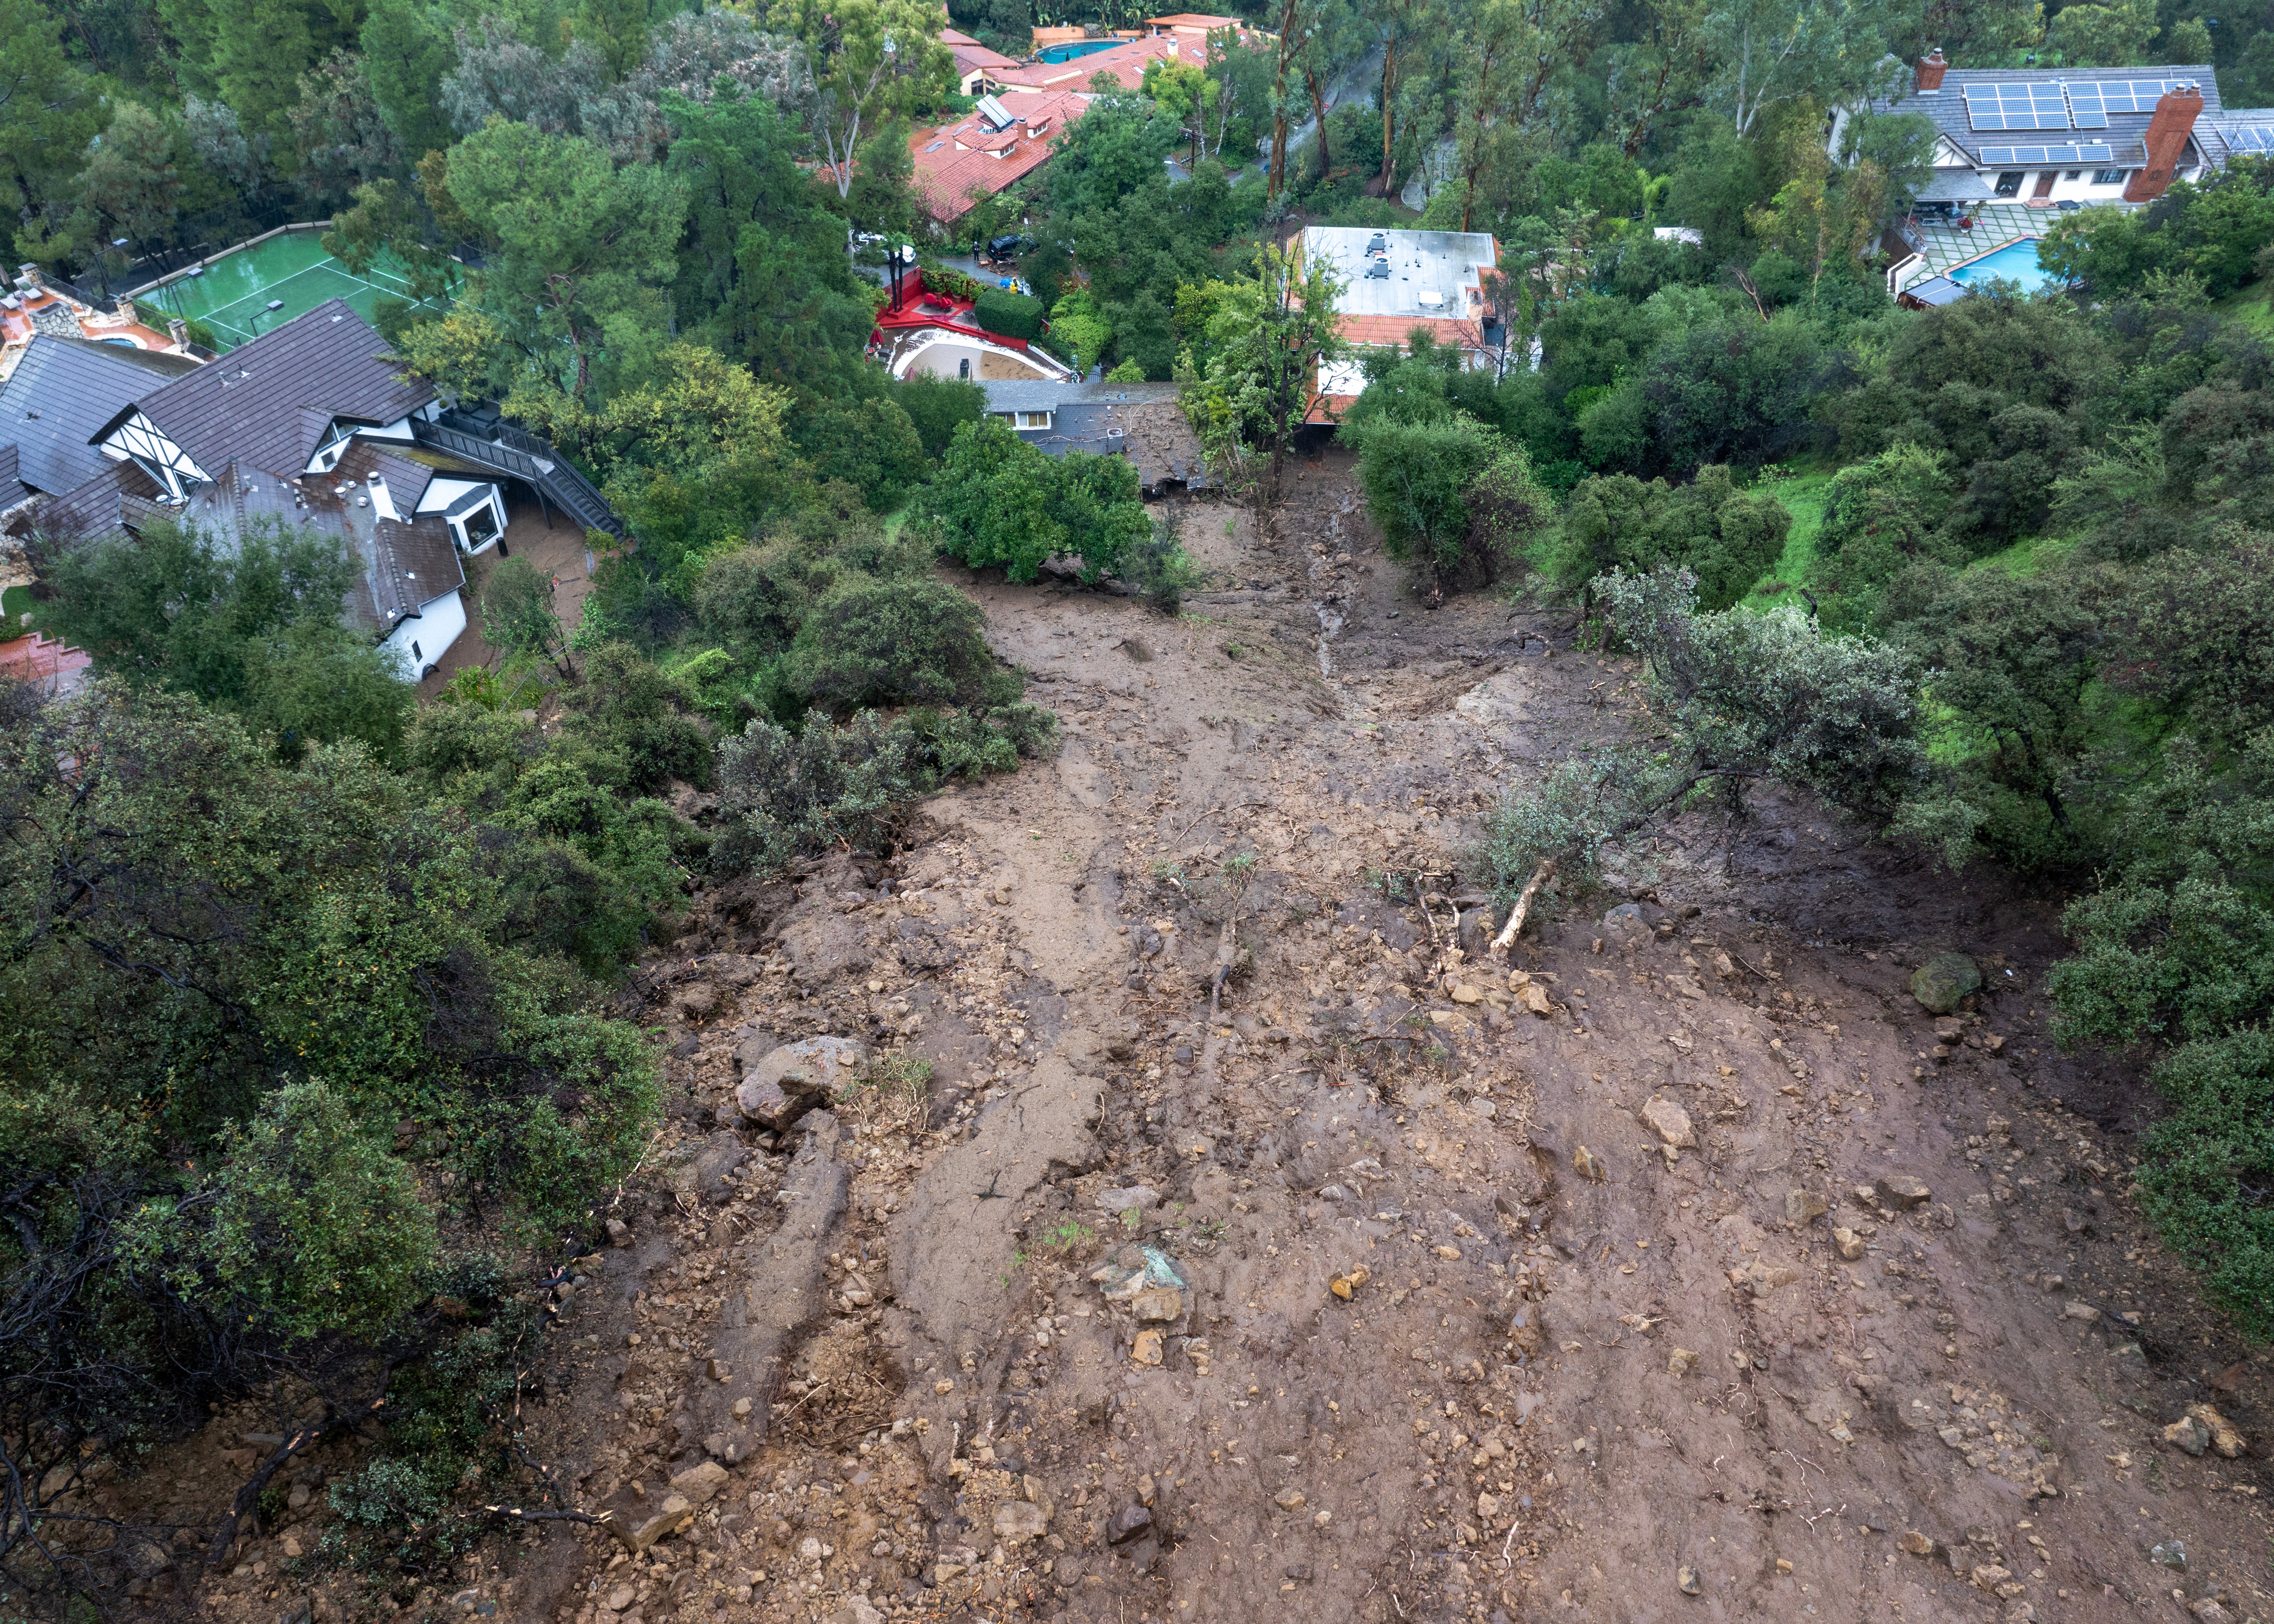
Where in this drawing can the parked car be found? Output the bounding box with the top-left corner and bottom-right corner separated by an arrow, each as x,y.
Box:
985,233 -> 1034,259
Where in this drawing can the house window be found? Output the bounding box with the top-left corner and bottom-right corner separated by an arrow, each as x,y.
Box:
1015,410 -> 1053,429
411,640 -> 423,661
2092,168 -> 2128,185
958,358 -> 971,379
2063,170 -> 2081,181
1994,171 -> 2024,196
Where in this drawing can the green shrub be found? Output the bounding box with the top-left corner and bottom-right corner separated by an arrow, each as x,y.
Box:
974,287 -> 1046,341
924,418 -> 1151,582
788,575 -> 1015,715
1558,465 -> 1791,610
1122,518 -> 1205,613
894,374 -> 987,459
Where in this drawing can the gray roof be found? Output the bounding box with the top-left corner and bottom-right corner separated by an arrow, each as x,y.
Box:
1879,64 -> 2219,170
12,458 -> 166,547
117,300 -> 433,479
176,459 -> 465,630
0,336 -> 200,496
990,389 -> 1213,494
0,447 -> 25,514
982,378 -> 1182,413
1902,275 -> 1969,307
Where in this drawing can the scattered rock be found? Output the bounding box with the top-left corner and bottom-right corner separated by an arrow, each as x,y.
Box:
607,1492 -> 694,1552
1874,1174 -> 1932,1210
2061,1300 -> 2101,1323
1677,1566 -> 1701,1596
1329,1266 -> 1371,1300
2187,1403 -> 2246,1459
1129,1287 -> 1183,1322
1785,1188 -> 1828,1225
1131,1329 -> 1164,1366
993,1502 -> 1049,1544
1273,1487 -> 1307,1512
2149,1539 -> 2186,1570
1910,953 -> 1982,1014
1107,1506 -> 1152,1544
2162,1415 -> 2209,1457
1668,1348 -> 1699,1377
1832,1226 -> 1866,1261
1513,980 -> 1553,1017
1450,984 -> 1483,1005
831,1599 -> 885,1624
1729,1260 -> 1801,1297
1640,1096 -> 1694,1148
735,1036 -> 869,1130
1095,1186 -> 1162,1212
1573,1145 -> 1606,1182
1899,1531 -> 1939,1558
669,1460 -> 729,1506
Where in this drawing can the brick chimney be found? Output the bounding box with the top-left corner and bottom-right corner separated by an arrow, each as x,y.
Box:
2125,81 -> 2205,202
15,263 -> 41,292
166,318 -> 189,348
1916,48 -> 1948,92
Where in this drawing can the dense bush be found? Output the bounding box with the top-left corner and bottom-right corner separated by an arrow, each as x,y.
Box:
0,684 -> 658,1525
974,286 -> 1046,340
924,418 -> 1152,582
1558,465 -> 1791,610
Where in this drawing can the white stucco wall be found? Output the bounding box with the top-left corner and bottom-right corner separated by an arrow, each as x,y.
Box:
381,588 -> 467,679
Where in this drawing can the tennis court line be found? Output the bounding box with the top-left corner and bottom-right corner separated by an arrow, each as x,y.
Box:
170,258 -> 446,345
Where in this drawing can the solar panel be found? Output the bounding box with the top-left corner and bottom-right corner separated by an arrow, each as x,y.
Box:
1962,82 -> 2071,130
2070,78 -> 2177,114
2061,82 -> 2110,128
1978,143 -> 2115,165
2230,125 -> 2274,153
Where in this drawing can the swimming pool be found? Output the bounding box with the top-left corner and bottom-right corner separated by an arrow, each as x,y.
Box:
1036,38 -> 1120,61
1947,237 -> 2058,293
133,228 -> 451,351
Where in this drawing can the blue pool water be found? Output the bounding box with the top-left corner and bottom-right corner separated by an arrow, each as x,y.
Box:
1036,38 -> 1120,60
1947,238 -> 2056,292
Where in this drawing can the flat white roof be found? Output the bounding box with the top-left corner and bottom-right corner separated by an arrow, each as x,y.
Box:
1301,226 -> 1498,323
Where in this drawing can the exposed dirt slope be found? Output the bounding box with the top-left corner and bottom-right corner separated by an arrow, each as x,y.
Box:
165,453 -> 2271,1624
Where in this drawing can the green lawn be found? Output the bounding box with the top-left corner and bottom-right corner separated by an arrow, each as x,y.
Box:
1,585 -> 33,628
2212,279 -> 2274,338
1741,466 -> 1836,610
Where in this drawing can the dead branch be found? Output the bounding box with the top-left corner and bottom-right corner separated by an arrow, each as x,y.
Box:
1487,860 -> 1556,963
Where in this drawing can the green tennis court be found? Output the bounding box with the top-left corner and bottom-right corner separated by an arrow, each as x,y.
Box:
138,230 -> 450,351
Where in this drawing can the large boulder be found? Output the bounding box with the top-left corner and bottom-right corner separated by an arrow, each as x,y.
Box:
735,1036 -> 870,1130
1909,952 -> 1982,1014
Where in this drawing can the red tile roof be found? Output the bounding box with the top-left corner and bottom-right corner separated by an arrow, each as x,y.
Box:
1333,314 -> 1481,350
909,91 -> 1091,223
1146,13 -> 1242,30
941,27 -> 1021,72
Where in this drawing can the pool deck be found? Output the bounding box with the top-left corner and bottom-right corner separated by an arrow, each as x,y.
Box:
1892,201 -> 2058,293
0,286 -> 196,382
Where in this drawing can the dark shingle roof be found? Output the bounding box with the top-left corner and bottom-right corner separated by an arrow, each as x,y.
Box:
124,300 -> 433,478
982,378 -> 1182,414
178,459 -> 463,635
333,437 -> 435,514
14,459 -> 166,547
1876,64 -> 2218,169
0,337 -> 200,496
0,447 -> 25,513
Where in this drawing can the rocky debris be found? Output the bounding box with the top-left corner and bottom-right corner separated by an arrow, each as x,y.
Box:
1832,1226 -> 1866,1260
669,1130 -> 747,1203
2190,1404 -> 2246,1458
669,1460 -> 728,1505
1676,1565 -> 1701,1596
1906,1384 -> 2062,1496
680,1110 -> 846,1458
1899,1531 -> 1939,1558
1132,1328 -> 1164,1365
1910,952 -> 1982,1013
830,1598 -> 884,1624
1640,1096 -> 1693,1148
1875,1174 -> 1932,1210
1510,975 -> 1553,1017
1129,1286 -> 1183,1322
736,1035 -> 870,1130
1573,1145 -> 1606,1182
1668,1348 -> 1699,1376
2062,1300 -> 2101,1322
1602,903 -> 1651,947
1108,1505 -> 1152,1544
1786,1188 -> 1828,1225
1095,1184 -> 1161,1212
1329,1265 -> 1372,1299
1273,1487 -> 1307,1511
2165,1414 -> 2212,1456
993,1501 -> 1049,1543
1729,1260 -> 1800,1297
606,1491 -> 694,1553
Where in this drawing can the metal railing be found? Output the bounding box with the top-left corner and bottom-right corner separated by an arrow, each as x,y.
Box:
411,416 -> 624,537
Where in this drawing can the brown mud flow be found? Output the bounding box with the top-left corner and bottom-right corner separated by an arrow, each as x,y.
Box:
164,452 -> 2268,1624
